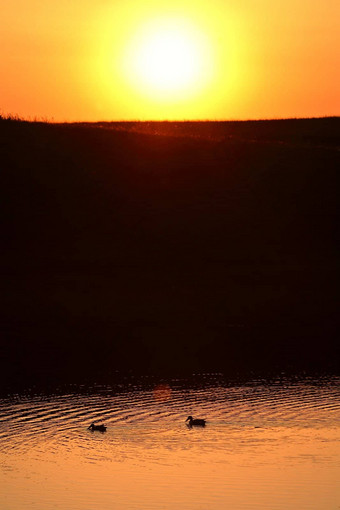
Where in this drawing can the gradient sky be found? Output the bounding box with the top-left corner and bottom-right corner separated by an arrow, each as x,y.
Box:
1,0 -> 339,121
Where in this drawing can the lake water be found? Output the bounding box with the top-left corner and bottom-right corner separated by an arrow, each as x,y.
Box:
1,375 -> 339,510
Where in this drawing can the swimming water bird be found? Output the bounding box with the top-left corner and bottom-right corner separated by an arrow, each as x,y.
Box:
88,423 -> 107,432
186,416 -> 206,427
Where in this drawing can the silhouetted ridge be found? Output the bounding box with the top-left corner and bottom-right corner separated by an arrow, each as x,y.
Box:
0,118 -> 338,386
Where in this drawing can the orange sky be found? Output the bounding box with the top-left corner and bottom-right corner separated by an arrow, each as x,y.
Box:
1,0 -> 339,121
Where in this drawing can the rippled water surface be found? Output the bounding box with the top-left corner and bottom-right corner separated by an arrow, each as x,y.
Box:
1,376 -> 339,510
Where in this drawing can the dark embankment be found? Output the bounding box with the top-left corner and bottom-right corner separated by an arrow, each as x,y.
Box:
1,118 -> 338,387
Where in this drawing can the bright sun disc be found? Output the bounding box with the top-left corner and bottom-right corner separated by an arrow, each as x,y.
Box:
136,30 -> 200,92
124,19 -> 213,100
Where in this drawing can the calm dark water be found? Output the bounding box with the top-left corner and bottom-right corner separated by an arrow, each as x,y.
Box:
1,375 -> 339,510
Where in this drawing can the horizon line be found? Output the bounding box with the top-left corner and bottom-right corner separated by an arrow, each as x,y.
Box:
1,113 -> 339,124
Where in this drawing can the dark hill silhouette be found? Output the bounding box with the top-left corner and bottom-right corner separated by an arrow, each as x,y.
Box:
0,117 -> 338,387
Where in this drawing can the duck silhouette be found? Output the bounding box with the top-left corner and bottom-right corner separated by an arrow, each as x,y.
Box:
88,422 -> 107,432
185,416 -> 206,427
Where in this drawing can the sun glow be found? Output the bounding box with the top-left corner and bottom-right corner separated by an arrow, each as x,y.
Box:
87,3 -> 251,119
119,18 -> 215,104
1,0 -> 338,120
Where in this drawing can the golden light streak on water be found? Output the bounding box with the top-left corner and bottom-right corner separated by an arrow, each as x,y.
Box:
1,376 -> 339,510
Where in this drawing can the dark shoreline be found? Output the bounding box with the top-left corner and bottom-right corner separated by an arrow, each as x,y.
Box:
1,117 -> 338,388
1,370 -> 339,399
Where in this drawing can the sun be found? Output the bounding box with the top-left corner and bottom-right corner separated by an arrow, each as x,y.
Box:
123,19 -> 213,100
134,29 -> 201,93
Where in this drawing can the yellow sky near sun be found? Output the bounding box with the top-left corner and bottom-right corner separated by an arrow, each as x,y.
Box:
0,0 -> 339,121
